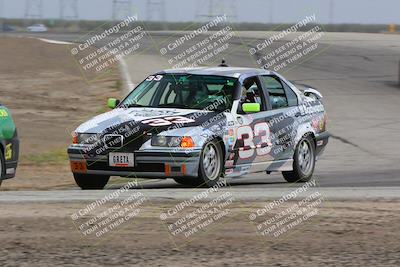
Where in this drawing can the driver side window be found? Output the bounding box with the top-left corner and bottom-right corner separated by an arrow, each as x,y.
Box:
237,77 -> 265,114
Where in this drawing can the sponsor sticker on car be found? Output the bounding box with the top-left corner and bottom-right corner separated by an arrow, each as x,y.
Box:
0,109 -> 8,117
5,143 -> 12,160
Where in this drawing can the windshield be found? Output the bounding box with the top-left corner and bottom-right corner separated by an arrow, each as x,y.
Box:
120,74 -> 236,111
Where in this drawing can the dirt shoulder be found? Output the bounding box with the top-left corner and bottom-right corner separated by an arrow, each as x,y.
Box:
0,37 -> 120,190
0,200 -> 399,266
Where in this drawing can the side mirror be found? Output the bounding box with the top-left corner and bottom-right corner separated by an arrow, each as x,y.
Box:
242,103 -> 260,113
107,98 -> 120,109
304,88 -> 323,100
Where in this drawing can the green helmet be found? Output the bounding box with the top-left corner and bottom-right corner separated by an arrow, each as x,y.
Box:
0,106 -> 16,140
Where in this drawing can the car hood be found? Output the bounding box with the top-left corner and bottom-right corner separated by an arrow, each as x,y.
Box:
76,107 -> 224,134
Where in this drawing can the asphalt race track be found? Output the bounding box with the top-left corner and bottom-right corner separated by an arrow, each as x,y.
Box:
4,31 -> 400,193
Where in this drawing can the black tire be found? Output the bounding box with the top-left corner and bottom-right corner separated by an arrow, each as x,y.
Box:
0,150 -> 5,186
282,135 -> 315,183
197,139 -> 224,187
173,177 -> 202,187
73,173 -> 110,190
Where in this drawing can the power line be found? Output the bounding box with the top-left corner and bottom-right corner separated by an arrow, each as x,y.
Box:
146,0 -> 166,21
112,0 -> 133,21
25,0 -> 43,19
60,0 -> 79,20
195,0 -> 237,22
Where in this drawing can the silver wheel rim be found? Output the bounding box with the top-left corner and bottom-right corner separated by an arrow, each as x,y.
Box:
298,140 -> 313,175
202,143 -> 220,180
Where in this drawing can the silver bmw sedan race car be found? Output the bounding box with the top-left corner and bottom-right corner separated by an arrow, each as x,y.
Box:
68,66 -> 329,189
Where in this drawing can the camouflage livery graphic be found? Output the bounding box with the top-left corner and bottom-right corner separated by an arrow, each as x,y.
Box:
0,105 -> 19,181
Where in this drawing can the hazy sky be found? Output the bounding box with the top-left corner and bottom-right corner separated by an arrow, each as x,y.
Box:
1,0 -> 399,24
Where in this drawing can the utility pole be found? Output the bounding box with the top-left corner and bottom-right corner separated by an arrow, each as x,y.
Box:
0,0 -> 3,18
329,0 -> 334,24
0,0 -> 4,30
146,0 -> 166,21
25,0 -> 43,19
60,0 -> 79,20
269,0 -> 274,24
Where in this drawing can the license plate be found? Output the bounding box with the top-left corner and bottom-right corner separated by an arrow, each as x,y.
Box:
109,153 -> 134,167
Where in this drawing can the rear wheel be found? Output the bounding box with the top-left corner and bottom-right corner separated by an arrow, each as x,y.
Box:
73,173 -> 110,190
282,135 -> 315,183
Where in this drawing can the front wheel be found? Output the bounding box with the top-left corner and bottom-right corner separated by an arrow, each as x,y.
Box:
0,151 -> 5,187
173,177 -> 202,187
197,139 -> 224,187
73,173 -> 110,190
282,135 -> 315,183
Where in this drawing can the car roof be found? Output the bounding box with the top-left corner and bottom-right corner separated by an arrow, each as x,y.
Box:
156,67 -> 273,79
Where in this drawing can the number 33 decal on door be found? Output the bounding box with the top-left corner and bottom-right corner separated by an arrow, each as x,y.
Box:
237,122 -> 272,159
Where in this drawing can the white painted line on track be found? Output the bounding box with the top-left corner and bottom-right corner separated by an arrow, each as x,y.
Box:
118,56 -> 135,96
1,187 -> 400,203
36,38 -> 75,45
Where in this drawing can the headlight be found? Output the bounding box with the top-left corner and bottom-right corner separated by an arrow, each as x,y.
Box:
76,133 -> 99,145
151,136 -> 192,148
152,135 -> 168,146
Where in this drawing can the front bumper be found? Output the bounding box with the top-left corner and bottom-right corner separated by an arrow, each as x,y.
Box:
68,146 -> 201,178
1,135 -> 19,180
4,160 -> 18,179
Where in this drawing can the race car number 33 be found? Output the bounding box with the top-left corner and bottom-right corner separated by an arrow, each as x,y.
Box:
109,153 -> 134,167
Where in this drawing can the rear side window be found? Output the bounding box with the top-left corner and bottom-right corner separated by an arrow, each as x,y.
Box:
282,81 -> 298,107
260,76 -> 288,109
261,76 -> 298,109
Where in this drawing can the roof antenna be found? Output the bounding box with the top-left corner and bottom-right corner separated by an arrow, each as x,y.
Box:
218,59 -> 229,67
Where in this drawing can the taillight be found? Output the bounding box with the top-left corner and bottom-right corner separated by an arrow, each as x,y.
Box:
72,132 -> 78,144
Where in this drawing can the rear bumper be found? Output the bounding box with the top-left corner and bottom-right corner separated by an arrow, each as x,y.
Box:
68,146 -> 201,178
315,131 -> 330,158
